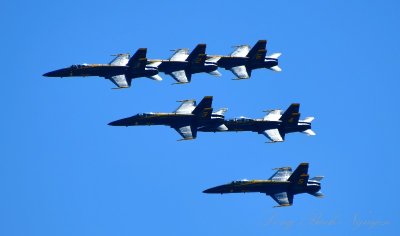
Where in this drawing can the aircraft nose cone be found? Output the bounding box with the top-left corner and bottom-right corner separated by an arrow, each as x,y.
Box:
203,186 -> 221,194
43,71 -> 56,77
203,188 -> 212,194
43,68 -> 72,77
108,120 -> 122,126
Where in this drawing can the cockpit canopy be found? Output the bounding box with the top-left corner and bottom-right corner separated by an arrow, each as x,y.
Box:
231,179 -> 249,184
231,116 -> 252,122
70,63 -> 88,69
135,112 -> 155,117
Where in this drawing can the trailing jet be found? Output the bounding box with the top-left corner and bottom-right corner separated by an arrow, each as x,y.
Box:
43,48 -> 162,88
108,96 -> 228,140
148,44 -> 221,84
199,103 -> 315,142
207,40 -> 282,80
203,163 -> 324,207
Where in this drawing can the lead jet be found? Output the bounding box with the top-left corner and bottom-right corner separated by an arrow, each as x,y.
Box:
203,163 -> 324,207
108,96 -> 228,140
148,44 -> 221,84
207,40 -> 282,80
43,48 -> 162,88
199,103 -> 315,142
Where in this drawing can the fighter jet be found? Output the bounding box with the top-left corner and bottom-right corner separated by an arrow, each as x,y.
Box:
203,163 -> 324,207
43,48 -> 162,88
148,44 -> 221,84
108,96 -> 228,140
199,103 -> 315,142
207,40 -> 282,80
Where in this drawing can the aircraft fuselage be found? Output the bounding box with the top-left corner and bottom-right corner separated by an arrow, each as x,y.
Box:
43,64 -> 157,79
108,113 -> 223,129
199,119 -> 311,134
214,56 -> 278,70
155,60 -> 218,75
204,180 -> 321,195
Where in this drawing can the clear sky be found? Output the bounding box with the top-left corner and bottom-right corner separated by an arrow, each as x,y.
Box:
1,0 -> 399,235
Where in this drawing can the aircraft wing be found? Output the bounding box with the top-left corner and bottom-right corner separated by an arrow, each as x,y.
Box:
270,192 -> 293,207
262,128 -> 284,142
169,49 -> 189,61
263,110 -> 282,121
174,100 -> 196,114
230,65 -> 250,79
173,124 -> 197,140
170,70 -> 191,83
280,103 -> 300,125
109,54 -> 129,66
186,44 -> 206,63
108,74 -> 130,88
230,45 -> 251,57
269,167 -> 292,181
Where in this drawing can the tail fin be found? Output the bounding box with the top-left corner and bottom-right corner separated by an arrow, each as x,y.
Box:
247,40 -> 267,61
268,53 -> 282,59
192,96 -> 213,119
288,163 -> 309,185
280,103 -> 300,125
186,44 -> 206,62
127,48 -> 147,69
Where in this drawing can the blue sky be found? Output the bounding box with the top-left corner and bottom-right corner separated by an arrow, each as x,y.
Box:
1,0 -> 399,235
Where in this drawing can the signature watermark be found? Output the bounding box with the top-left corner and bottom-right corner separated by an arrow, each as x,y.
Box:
265,212 -> 391,229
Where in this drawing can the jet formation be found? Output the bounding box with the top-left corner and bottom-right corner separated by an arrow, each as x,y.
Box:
44,39 -> 323,207
203,163 -> 324,207
108,96 -> 315,142
43,40 -> 281,88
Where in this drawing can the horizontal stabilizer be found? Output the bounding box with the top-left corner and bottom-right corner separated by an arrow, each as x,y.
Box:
310,176 -> 324,182
302,129 -> 316,136
270,66 -> 282,72
206,56 -> 221,63
148,74 -> 162,81
268,53 -> 282,59
302,117 -> 315,123
208,70 -> 222,77
147,61 -> 162,68
309,191 -> 324,198
213,108 -> 228,116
